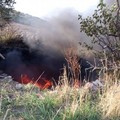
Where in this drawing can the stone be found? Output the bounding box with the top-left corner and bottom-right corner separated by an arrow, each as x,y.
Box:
15,84 -> 23,90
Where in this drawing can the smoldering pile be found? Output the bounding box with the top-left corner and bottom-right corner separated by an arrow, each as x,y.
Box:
0,10 -> 99,89
0,36 -> 98,89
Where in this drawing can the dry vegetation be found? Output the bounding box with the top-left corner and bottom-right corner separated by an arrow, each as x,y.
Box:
99,84 -> 120,119
0,28 -> 120,119
0,24 -> 21,42
0,3 -> 120,119
63,46 -> 81,87
0,44 -> 120,120
0,66 -> 120,120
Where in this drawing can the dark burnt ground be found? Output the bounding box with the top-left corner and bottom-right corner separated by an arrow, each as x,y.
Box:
0,37 -> 64,83
0,37 -> 97,86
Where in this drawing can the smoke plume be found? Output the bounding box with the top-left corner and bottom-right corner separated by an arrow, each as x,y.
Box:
0,8 -> 101,87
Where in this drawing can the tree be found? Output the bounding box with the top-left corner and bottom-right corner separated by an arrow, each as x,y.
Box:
0,0 -> 15,28
78,0 -> 120,61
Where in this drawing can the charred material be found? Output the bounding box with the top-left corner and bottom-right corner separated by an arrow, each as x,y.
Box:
0,37 -> 65,85
0,38 -> 97,88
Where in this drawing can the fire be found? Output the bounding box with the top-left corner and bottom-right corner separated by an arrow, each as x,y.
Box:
20,74 -> 32,84
20,74 -> 52,90
73,80 -> 81,88
35,79 -> 53,90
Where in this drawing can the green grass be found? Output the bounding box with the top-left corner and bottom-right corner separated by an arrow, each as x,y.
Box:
0,78 -> 120,120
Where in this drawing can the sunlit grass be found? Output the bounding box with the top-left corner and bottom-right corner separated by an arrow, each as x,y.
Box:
1,76 -> 118,120
0,43 -> 120,120
0,78 -> 94,119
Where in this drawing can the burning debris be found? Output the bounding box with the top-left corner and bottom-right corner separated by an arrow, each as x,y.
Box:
0,10 -> 100,90
20,74 -> 53,90
0,36 -> 98,90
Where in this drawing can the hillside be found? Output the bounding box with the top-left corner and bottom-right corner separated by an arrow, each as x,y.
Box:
13,11 -> 47,27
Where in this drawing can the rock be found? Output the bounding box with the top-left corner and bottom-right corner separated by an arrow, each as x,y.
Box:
15,84 -> 23,90
92,79 -> 104,87
84,79 -> 104,92
0,73 -> 13,82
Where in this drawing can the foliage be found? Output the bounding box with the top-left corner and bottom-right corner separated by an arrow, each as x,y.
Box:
0,79 -> 101,120
99,84 -> 120,119
64,47 -> 81,87
0,0 -> 15,28
1,74 -> 120,120
78,0 -> 120,61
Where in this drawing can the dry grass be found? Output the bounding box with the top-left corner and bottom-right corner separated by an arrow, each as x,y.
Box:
0,37 -> 120,119
0,70 -> 120,120
63,46 -> 81,87
0,24 -> 21,41
99,84 -> 120,119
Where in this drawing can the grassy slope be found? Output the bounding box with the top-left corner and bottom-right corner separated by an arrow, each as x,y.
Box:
0,77 -> 120,120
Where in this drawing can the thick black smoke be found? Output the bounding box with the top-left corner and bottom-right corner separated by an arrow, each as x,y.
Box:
0,37 -> 97,85
0,8 -> 101,85
0,38 -> 64,81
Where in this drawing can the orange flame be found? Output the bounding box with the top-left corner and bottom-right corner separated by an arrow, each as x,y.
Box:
20,74 -> 32,84
73,80 -> 81,88
35,79 -> 53,90
20,74 -> 52,90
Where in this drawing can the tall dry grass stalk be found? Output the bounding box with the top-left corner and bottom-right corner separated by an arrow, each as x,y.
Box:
93,48 -> 120,88
63,46 -> 81,87
58,66 -> 69,87
99,84 -> 120,119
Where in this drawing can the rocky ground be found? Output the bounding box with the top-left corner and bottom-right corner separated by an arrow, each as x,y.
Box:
0,72 -> 23,90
